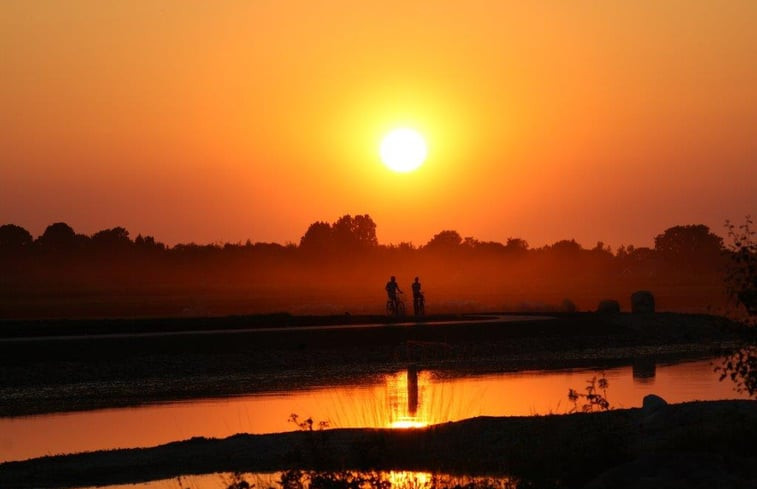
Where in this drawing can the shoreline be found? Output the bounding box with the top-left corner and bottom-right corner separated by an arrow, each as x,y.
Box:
0,342 -> 737,418
1,399 -> 756,489
0,312 -> 748,417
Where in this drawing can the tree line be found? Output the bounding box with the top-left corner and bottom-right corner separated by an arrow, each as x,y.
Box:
0,214 -> 748,318
0,215 -> 727,267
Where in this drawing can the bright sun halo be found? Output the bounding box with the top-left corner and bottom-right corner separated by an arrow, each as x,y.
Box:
380,128 -> 427,173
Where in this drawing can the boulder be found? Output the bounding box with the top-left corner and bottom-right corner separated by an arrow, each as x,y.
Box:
640,394 -> 671,432
642,394 -> 668,416
596,299 -> 620,313
631,290 -> 655,313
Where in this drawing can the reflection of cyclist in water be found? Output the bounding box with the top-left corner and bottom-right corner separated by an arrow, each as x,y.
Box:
411,276 -> 424,315
386,276 -> 402,306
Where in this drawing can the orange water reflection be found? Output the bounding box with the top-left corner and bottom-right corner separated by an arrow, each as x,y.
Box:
386,367 -> 428,428
83,470 -> 513,489
1,358 -> 749,462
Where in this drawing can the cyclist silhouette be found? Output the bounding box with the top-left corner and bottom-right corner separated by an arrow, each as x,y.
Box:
411,276 -> 424,315
385,276 -> 404,316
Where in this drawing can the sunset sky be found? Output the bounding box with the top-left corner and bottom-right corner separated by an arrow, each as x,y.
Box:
2,1 -> 755,249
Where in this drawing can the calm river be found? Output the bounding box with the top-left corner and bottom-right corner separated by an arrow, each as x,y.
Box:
0,357 -> 748,463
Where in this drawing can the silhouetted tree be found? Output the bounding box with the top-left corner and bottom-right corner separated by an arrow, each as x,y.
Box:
724,217 -> 757,316
299,215 -> 378,255
504,237 -> 529,253
474,240 -> 507,254
616,245 -> 631,259
37,222 -> 77,252
462,236 -> 480,248
0,224 -> 33,249
74,233 -> 91,248
654,224 -> 724,272
299,221 -> 333,253
622,246 -> 657,277
717,217 -> 757,397
424,230 -> 463,251
592,241 -> 612,255
387,241 -> 416,252
549,239 -> 583,256
332,214 -> 378,250
135,234 -> 166,252
91,227 -> 132,251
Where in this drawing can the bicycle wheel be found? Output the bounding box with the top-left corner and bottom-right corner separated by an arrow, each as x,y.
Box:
386,300 -> 394,316
396,300 -> 405,317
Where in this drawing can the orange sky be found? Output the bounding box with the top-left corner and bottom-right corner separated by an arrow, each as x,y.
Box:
1,1 -> 755,248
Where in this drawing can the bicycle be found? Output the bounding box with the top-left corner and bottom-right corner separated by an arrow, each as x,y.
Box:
413,293 -> 425,316
386,294 -> 406,317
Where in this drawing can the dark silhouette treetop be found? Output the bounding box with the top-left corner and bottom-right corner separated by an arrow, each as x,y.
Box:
300,221 -> 332,251
654,224 -> 723,266
0,224 -> 33,249
332,214 -> 378,249
549,239 -> 583,255
299,214 -> 378,253
505,238 -> 529,253
37,222 -> 77,251
424,230 -> 463,250
135,234 -> 165,251
92,227 -> 132,251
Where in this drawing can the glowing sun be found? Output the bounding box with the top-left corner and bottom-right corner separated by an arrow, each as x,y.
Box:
380,128 -> 427,173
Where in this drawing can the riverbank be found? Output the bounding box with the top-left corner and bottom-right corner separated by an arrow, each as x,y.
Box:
0,312 -> 748,417
1,399 -> 755,489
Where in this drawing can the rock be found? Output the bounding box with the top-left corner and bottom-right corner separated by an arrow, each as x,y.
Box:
639,394 -> 670,433
631,290 -> 655,313
596,299 -> 620,313
642,394 -> 667,415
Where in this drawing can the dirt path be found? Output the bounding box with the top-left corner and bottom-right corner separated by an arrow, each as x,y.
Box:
0,314 -> 552,343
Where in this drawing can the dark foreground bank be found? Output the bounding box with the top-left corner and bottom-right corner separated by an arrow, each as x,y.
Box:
1,399 -> 756,489
0,312 -> 748,416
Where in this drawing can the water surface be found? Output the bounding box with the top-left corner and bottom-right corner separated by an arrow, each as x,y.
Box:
0,357 -> 746,462
83,471 -> 515,489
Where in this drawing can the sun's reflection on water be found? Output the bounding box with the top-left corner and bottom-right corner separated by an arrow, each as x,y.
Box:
386,470 -> 433,488
321,364 -> 489,431
390,419 -> 428,429
4,358 -> 743,463
385,365 -> 431,428
385,367 -> 432,429
82,470 -> 517,489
